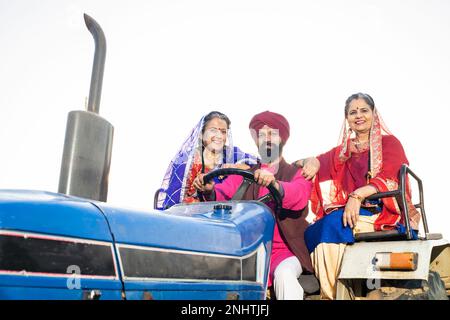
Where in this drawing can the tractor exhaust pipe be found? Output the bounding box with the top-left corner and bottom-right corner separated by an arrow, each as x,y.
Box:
84,13 -> 106,114
58,14 -> 114,202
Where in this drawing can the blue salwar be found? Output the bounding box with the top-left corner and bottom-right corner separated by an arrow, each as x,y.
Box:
304,208 -> 375,253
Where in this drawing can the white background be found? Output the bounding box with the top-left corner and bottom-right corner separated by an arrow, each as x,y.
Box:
1,0 -> 449,238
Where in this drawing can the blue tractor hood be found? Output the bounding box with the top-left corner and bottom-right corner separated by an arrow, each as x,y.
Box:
96,201 -> 274,257
94,200 -> 275,299
0,190 -> 275,300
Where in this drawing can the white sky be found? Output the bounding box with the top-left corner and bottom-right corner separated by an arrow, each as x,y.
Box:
1,0 -> 449,239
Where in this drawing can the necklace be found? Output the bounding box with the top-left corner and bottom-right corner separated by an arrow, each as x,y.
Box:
203,149 -> 222,169
353,138 -> 369,151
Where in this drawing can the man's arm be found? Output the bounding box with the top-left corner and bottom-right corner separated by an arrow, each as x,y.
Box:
278,168 -> 313,211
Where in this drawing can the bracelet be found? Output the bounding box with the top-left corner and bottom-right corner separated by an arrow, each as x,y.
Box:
349,192 -> 364,203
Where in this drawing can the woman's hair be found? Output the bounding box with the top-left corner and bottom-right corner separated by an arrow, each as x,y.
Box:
344,92 -> 375,116
202,111 -> 231,133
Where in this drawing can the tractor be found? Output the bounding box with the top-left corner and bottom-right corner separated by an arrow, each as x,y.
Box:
0,14 -> 448,300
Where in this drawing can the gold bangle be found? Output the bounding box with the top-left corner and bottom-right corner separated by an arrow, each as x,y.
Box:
349,192 -> 364,202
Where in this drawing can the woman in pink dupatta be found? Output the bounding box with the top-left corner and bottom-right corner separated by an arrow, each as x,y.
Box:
298,93 -> 420,299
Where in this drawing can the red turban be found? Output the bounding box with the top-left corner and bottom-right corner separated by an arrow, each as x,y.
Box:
249,110 -> 290,143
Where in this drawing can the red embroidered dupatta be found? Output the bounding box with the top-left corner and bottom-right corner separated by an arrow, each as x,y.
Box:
310,108 -> 420,231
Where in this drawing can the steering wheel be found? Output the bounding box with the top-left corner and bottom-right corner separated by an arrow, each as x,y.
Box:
202,168 -> 282,214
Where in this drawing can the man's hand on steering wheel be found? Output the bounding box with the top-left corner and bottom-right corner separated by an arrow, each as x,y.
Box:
254,169 -> 280,191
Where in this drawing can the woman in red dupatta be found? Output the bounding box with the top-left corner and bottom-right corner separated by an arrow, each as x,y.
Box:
299,93 -> 420,299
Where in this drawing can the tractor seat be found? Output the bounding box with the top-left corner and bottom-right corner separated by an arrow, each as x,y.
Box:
355,230 -> 443,242
354,230 -> 409,242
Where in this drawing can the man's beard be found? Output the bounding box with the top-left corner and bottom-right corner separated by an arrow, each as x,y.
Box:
258,142 -> 283,164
